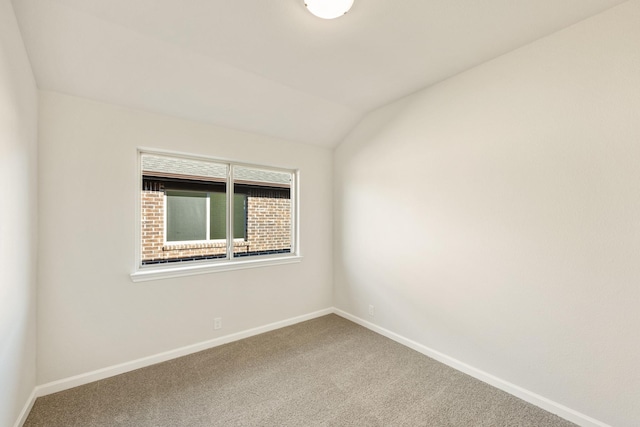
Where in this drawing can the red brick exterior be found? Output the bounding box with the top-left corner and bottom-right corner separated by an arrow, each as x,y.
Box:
141,182 -> 167,261
246,191 -> 291,253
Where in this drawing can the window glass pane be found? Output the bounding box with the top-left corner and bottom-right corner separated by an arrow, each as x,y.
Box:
141,153 -> 228,265
233,166 -> 292,257
209,193 -> 245,240
166,191 -> 207,242
233,193 -> 247,240
209,192 -> 226,240
140,152 -> 295,267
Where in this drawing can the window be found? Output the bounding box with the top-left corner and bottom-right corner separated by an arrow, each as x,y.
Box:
133,150 -> 299,280
165,191 -> 246,242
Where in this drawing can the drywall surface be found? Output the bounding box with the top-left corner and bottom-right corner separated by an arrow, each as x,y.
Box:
0,0 -> 38,425
334,2 -> 640,426
37,91 -> 333,384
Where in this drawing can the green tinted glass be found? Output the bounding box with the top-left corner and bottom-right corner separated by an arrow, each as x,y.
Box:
166,191 -> 206,242
209,192 -> 226,240
209,192 -> 245,240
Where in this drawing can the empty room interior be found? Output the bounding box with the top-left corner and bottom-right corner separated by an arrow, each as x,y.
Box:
2,0 -> 639,426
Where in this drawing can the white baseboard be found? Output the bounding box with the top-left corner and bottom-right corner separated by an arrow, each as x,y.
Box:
13,388 -> 37,427
333,308 -> 609,427
18,307 -> 609,427
34,308 -> 333,399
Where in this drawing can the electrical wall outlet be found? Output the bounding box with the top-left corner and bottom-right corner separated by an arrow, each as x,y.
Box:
214,317 -> 222,330
368,305 -> 375,316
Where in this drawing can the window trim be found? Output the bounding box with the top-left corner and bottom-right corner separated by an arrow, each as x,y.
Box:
131,148 -> 301,282
130,254 -> 303,282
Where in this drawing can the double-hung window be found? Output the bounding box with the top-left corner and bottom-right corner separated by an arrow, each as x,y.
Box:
133,150 -> 298,280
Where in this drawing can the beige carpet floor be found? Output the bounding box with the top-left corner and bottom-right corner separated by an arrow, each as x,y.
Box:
24,314 -> 576,426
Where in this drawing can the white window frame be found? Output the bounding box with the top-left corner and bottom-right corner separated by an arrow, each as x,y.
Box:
131,148 -> 301,282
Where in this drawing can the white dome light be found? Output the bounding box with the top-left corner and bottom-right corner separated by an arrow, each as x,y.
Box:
304,0 -> 354,19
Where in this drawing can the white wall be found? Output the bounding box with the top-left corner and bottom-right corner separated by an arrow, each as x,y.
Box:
334,2 -> 640,426
0,0 -> 38,425
37,91 -> 333,384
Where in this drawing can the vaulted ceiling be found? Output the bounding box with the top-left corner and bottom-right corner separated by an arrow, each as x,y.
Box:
12,0 -> 627,147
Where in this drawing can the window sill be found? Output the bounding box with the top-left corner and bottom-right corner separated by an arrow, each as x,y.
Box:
130,255 -> 302,282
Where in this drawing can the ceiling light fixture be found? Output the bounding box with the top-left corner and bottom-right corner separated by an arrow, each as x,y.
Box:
304,0 -> 354,19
